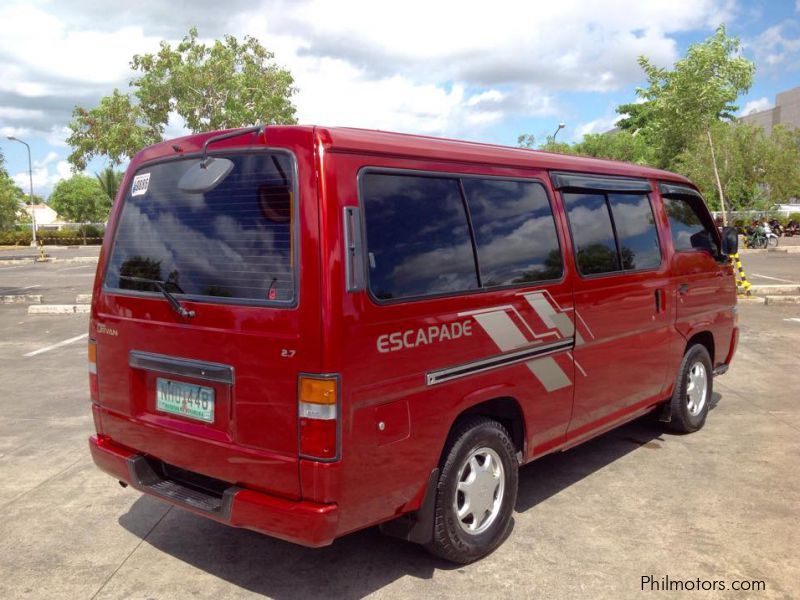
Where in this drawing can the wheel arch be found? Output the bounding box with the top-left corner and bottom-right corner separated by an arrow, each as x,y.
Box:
686,330 -> 715,364
450,396 -> 527,460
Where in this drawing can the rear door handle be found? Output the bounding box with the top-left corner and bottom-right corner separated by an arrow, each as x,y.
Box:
654,289 -> 664,312
678,283 -> 689,295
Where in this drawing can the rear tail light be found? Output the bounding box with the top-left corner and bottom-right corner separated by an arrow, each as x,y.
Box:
88,339 -> 99,402
298,375 -> 339,460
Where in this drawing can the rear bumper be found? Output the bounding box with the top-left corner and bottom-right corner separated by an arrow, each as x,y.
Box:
89,435 -> 339,548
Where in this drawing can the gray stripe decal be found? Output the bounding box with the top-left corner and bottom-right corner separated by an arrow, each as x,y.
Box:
524,293 -> 575,339
426,338 -> 573,386
472,311 -> 530,351
526,357 -> 572,391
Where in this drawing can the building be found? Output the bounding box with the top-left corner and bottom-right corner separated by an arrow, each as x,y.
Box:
739,86 -> 800,135
23,203 -> 60,226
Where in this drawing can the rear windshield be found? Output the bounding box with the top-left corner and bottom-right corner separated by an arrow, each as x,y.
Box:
105,152 -> 296,304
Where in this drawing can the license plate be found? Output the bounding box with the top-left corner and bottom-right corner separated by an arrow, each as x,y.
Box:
156,378 -> 215,423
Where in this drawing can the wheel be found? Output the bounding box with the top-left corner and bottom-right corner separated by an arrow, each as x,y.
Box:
667,344 -> 713,433
426,417 -> 518,564
756,236 -> 767,249
768,235 -> 779,248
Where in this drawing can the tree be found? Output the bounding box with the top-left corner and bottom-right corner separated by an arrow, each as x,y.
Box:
95,167 -> 124,203
67,27 -> 297,170
48,176 -> 111,243
675,122 -> 800,211
675,122 -> 767,211
572,131 -> 655,165
0,154 -> 24,231
762,125 -> 800,204
616,25 -> 755,223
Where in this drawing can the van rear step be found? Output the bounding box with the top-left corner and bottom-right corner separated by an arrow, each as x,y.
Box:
127,455 -> 240,518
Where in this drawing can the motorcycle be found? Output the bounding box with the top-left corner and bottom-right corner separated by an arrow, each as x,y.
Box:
746,225 -> 779,249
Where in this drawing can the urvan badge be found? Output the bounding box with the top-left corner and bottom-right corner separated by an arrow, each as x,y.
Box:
131,173 -> 151,196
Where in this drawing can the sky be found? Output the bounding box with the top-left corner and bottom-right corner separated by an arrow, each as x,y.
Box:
0,0 -> 798,199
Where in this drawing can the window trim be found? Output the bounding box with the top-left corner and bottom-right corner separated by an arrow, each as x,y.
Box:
102,147 -> 301,309
356,167 -> 566,305
561,189 -> 664,280
551,171 -> 652,193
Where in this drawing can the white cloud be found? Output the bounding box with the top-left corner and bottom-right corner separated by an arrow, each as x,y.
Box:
0,0 -> 737,149
740,97 -> 772,116
749,20 -> 800,70
574,115 -> 622,140
13,160 -> 76,197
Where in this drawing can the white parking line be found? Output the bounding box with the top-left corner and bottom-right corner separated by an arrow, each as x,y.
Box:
784,318 -> 800,323
23,333 -> 88,357
4,284 -> 40,293
751,273 -> 799,284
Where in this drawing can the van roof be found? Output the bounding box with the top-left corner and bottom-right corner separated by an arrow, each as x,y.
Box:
136,125 -> 693,186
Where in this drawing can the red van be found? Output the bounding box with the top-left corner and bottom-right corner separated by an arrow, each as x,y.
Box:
88,125 -> 739,563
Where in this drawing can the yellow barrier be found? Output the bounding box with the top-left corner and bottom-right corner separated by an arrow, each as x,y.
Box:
731,252 -> 751,296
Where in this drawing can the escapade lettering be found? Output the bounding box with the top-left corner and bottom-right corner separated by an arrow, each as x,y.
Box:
377,320 -> 473,353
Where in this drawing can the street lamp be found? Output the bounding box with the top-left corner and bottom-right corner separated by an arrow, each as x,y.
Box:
6,136 -> 37,246
552,122 -> 566,142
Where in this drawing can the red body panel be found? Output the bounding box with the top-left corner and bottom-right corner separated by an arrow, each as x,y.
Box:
88,125 -> 737,547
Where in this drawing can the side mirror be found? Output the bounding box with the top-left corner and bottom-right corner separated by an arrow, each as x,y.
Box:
721,226 -> 738,256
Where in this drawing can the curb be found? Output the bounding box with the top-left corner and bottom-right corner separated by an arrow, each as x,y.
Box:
1,294 -> 43,304
28,304 -> 91,315
764,295 -> 800,306
749,285 -> 800,296
737,296 -> 765,304
76,294 -> 93,304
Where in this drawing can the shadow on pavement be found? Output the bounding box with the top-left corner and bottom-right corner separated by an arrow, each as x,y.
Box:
119,394 -> 724,599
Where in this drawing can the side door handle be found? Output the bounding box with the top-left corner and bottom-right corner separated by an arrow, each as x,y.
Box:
654,289 -> 664,313
678,283 -> 689,295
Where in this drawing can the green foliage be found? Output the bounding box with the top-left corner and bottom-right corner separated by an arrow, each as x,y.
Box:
0,227 -> 104,246
616,25 -> 754,169
517,134 -> 536,149
572,131 -> 655,165
675,123 -> 800,211
95,167 -> 124,202
0,155 -> 24,231
761,126 -> 800,203
67,90 -> 161,170
67,28 -> 297,170
48,175 -> 111,242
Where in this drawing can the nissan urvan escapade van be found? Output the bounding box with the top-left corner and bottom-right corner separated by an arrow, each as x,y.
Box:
88,125 -> 739,563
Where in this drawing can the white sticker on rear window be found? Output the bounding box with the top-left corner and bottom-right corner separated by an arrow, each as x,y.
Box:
131,173 -> 151,196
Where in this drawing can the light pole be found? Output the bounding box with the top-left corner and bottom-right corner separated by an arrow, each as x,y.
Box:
552,122 -> 566,142
6,136 -> 37,246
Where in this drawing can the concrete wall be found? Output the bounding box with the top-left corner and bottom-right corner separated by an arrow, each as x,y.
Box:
740,86 -> 800,135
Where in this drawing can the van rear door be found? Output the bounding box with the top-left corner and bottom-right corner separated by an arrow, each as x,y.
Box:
91,141 -> 320,500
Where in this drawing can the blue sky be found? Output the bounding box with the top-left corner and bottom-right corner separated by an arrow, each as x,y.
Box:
0,0 -> 798,199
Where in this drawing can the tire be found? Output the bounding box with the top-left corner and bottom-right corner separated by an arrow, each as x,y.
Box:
426,417 -> 518,564
667,344 -> 713,433
768,235 -> 779,248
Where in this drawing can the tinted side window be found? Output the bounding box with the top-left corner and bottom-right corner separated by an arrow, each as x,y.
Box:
563,193 -> 620,275
362,173 -> 478,300
664,197 -> 719,253
462,179 -> 562,286
608,194 -> 661,270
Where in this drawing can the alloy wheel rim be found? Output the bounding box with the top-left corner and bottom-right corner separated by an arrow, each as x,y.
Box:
453,446 -> 505,535
686,362 -> 708,416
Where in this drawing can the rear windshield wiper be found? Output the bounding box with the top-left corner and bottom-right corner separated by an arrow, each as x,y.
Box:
119,275 -> 196,319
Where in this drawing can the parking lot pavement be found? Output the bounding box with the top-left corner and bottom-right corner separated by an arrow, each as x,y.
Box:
0,254 -> 99,304
739,251 -> 800,285
1,253 -> 799,599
